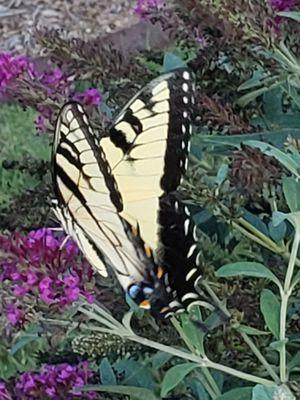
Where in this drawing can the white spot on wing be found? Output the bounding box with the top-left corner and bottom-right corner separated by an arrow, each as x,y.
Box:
187,244 -> 197,258
186,268 -> 197,281
182,124 -> 186,134
184,219 -> 190,235
181,292 -> 199,302
184,206 -> 190,216
182,83 -> 189,92
183,96 -> 189,104
183,71 -> 190,80
183,111 -> 188,118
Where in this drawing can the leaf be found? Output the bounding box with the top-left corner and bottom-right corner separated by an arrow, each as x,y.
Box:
193,209 -> 212,225
272,211 -> 288,227
215,163 -> 229,185
99,358 -> 116,385
277,11 -> 300,22
268,220 -> 286,242
260,289 -> 280,339
180,311 -> 205,354
243,210 -> 269,236
216,387 -> 252,400
270,339 -> 288,352
237,325 -> 270,336
238,69 -> 269,91
188,378 -> 209,400
10,334 -> 40,356
243,140 -> 300,178
113,359 -> 156,390
252,385 -> 276,400
216,262 -> 279,285
287,350 -> 300,370
162,52 -> 186,72
82,384 -> 158,400
151,352 -> 173,369
283,177 -> 300,212
160,363 -> 199,397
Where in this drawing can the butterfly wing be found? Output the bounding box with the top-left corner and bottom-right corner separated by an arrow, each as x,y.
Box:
52,102 -> 153,291
101,69 -> 194,252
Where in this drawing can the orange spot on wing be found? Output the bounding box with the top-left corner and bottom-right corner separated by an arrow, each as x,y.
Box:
139,300 -> 151,309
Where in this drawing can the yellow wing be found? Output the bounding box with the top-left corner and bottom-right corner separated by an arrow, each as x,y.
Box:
52,102 -> 154,291
101,69 -> 194,253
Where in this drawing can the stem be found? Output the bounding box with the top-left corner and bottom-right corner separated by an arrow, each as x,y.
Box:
279,224 -> 300,382
201,280 -> 231,319
171,318 -> 221,398
240,332 -> 280,383
43,315 -> 274,386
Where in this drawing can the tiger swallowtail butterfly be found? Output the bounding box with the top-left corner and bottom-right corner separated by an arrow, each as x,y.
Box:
52,68 -> 203,317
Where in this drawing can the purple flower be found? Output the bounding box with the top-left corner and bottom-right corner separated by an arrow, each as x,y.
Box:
134,0 -> 162,18
73,88 -> 102,106
270,0 -> 296,10
63,275 -> 79,288
0,382 -> 11,400
35,114 -> 47,133
15,362 -> 96,399
12,285 -> 29,297
6,305 -> 23,326
0,52 -> 36,93
27,271 -> 38,285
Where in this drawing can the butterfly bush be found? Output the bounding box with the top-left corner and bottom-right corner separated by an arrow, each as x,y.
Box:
0,228 -> 95,327
0,52 -> 102,133
134,0 -> 162,18
0,361 -> 97,399
270,0 -> 296,10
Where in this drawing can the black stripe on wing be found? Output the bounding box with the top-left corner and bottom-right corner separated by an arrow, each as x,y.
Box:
158,193 -> 202,313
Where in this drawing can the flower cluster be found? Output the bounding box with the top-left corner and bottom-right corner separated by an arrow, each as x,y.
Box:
134,0 -> 162,18
0,52 -> 102,133
0,228 -> 95,327
0,362 -> 97,399
270,0 -> 296,11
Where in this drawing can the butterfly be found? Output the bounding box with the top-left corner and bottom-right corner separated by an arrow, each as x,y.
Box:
52,68 -> 203,317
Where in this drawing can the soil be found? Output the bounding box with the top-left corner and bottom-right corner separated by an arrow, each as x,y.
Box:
0,0 -> 138,53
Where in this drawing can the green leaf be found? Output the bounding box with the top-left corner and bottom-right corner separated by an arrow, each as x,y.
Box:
287,350 -> 300,370
283,177 -> 300,212
237,325 -> 270,336
243,140 -> 300,178
99,358 -> 116,385
163,53 -> 186,72
151,352 -> 173,369
238,69 -> 269,91
268,220 -> 286,242
215,164 -> 229,185
272,211 -> 288,227
243,210 -> 269,236
180,311 -> 205,354
113,359 -> 156,390
188,378 -> 209,400
82,385 -> 158,400
277,11 -> 300,22
216,262 -> 279,285
160,363 -> 199,397
10,334 -> 40,356
216,387 -> 252,400
270,339 -> 288,352
252,385 -> 276,400
260,289 -> 280,339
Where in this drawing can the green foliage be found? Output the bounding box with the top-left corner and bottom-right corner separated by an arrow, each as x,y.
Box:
0,104 -> 50,206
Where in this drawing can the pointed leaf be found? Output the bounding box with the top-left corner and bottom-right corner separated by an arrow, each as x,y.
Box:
283,177 -> 300,212
163,53 -> 186,72
216,387 -> 252,400
237,325 -> 270,336
82,385 -> 158,400
99,358 -> 116,385
260,289 -> 280,339
277,11 -> 300,22
161,363 -> 199,397
252,384 -> 276,400
151,352 -> 173,369
216,262 -> 279,286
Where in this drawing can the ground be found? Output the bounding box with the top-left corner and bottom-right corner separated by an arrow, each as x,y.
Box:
0,0 -> 138,53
